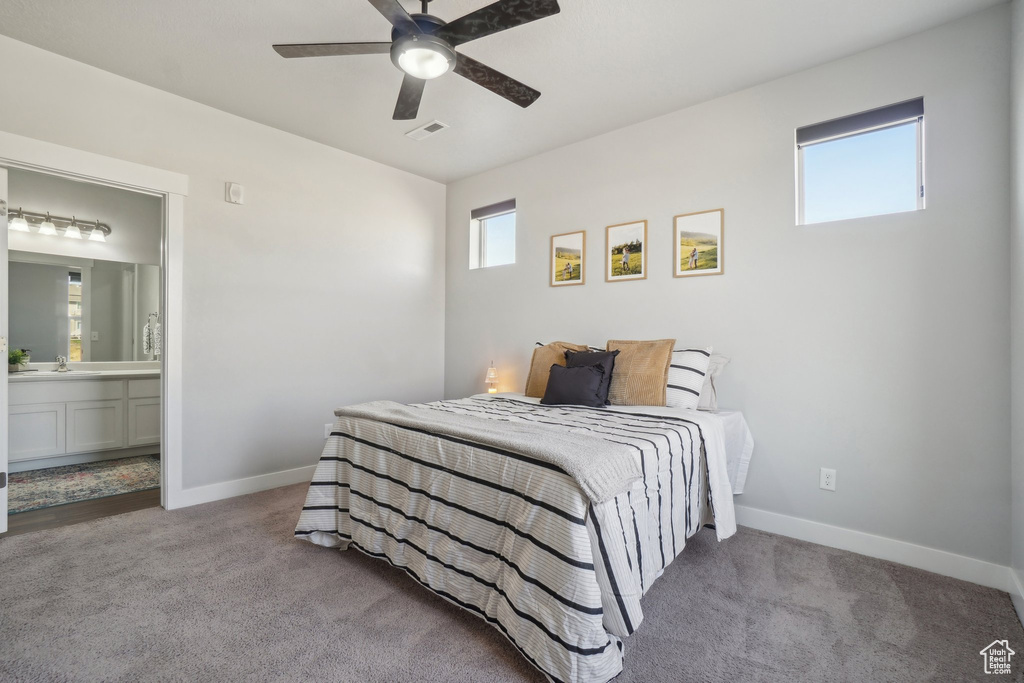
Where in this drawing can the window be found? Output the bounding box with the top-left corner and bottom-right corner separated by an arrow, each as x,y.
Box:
797,98 -> 924,225
68,271 -> 83,361
469,199 -> 516,269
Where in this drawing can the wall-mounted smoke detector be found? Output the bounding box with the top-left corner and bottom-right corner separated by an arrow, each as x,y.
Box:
405,120 -> 450,141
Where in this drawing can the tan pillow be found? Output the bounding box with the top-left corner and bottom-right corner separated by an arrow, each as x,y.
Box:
525,342 -> 591,398
605,339 -> 676,406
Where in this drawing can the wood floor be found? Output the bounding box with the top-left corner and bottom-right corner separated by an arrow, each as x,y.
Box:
1,488 -> 161,538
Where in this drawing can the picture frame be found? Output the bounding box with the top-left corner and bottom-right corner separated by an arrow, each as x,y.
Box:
605,220 -> 647,282
674,209 -> 724,278
550,230 -> 585,287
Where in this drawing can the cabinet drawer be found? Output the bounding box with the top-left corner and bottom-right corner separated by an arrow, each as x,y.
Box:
11,379 -> 124,406
66,400 -> 125,453
10,403 -> 67,461
128,378 -> 161,399
128,397 -> 161,446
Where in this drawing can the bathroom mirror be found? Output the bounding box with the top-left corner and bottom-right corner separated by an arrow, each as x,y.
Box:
9,250 -> 161,362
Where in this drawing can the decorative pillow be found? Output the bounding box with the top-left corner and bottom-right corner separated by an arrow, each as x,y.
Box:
605,339 -> 675,406
541,365 -> 607,407
666,348 -> 713,410
697,354 -> 730,411
565,349 -> 620,405
525,341 -> 591,398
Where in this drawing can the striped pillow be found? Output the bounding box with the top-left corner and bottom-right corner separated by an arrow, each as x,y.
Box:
666,347 -> 713,410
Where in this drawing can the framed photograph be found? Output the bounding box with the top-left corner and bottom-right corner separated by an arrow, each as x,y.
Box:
550,230 -> 585,287
605,220 -> 647,282
674,209 -> 724,278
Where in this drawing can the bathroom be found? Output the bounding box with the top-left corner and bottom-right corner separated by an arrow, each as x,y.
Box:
5,167 -> 162,532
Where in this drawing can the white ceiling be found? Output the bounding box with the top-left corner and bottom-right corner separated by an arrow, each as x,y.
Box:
0,0 -> 1003,182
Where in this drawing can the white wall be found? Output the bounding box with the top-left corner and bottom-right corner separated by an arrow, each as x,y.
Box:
445,7 -> 1012,565
1010,0 -> 1024,609
0,35 -> 447,490
8,167 -> 161,265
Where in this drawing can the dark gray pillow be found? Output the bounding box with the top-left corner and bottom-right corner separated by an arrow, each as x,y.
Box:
565,349 -> 620,405
540,364 -> 606,408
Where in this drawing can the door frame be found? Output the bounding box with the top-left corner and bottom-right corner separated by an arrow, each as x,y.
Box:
0,130 -> 188,510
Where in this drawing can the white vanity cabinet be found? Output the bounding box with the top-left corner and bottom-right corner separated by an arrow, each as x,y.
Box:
9,374 -> 160,469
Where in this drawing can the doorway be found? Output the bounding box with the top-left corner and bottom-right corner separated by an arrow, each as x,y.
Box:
0,130 -> 187,535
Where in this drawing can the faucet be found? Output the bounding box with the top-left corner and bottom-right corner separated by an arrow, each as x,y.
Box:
55,356 -> 69,372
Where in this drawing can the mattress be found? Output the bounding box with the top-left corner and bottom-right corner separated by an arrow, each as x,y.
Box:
295,394 -> 752,682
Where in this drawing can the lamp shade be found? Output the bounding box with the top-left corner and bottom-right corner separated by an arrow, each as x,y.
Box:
64,220 -> 82,239
88,227 -> 106,242
485,364 -> 498,384
38,215 -> 58,236
8,213 -> 29,232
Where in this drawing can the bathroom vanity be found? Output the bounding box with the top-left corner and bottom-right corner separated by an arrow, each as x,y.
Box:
9,368 -> 160,472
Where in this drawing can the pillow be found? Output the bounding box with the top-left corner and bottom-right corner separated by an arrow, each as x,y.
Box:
525,341 -> 591,398
666,348 -> 713,410
698,354 -> 730,411
565,349 -> 620,405
605,339 -> 675,406
540,365 -> 606,407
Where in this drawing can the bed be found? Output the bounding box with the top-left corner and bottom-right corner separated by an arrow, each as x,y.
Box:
295,392 -> 753,683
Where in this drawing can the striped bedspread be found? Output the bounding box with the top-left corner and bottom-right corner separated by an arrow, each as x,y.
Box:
295,395 -> 737,683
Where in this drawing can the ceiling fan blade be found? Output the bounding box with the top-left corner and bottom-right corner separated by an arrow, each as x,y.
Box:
367,0 -> 421,35
273,42 -> 392,58
454,53 -> 540,108
393,74 -> 426,120
436,0 -> 560,47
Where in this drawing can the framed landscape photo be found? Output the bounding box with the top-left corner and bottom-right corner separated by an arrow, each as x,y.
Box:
674,209 -> 724,278
606,220 -> 647,282
550,230 -> 585,287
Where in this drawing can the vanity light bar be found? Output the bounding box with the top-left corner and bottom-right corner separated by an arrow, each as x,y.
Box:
7,207 -> 111,241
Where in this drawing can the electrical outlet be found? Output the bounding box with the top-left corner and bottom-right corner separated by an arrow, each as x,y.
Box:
324,423 -> 333,439
819,468 -> 836,492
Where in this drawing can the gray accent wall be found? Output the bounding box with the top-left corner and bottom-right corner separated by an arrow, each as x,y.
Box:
445,7 -> 1013,565
9,261 -> 69,361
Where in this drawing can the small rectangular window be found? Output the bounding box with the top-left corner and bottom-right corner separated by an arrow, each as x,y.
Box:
469,199 -> 516,269
797,98 -> 924,225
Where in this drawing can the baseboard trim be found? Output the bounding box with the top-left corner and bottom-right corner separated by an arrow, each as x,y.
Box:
1010,569 -> 1024,626
735,504 -> 1012,593
173,464 -> 316,509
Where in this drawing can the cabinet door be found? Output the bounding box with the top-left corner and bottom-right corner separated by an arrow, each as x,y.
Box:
66,400 -> 125,453
10,403 -> 67,461
128,397 -> 161,447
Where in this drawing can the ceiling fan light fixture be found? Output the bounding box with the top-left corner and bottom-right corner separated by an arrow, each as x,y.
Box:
391,34 -> 454,80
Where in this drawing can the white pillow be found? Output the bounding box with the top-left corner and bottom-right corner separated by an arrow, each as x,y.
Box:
666,348 -> 713,410
697,354 -> 730,411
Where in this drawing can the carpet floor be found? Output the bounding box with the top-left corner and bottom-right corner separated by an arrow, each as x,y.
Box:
8,455 -> 161,514
0,483 -> 1020,682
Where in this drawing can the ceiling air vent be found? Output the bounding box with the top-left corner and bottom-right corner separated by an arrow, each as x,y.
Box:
405,120 -> 450,141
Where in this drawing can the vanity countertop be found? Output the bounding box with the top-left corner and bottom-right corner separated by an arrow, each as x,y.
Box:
8,369 -> 160,383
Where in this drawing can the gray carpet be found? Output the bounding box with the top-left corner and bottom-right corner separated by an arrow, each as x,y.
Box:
0,483 -> 1020,682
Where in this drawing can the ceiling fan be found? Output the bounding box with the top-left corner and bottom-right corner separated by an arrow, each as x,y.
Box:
273,0 -> 560,121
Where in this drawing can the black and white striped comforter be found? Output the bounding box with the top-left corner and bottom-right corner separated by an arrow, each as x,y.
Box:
296,395 -> 737,683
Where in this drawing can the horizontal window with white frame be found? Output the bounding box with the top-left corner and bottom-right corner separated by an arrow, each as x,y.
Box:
796,97 -> 924,225
469,199 -> 516,269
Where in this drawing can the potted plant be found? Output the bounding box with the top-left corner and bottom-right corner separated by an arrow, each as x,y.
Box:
8,348 -> 28,372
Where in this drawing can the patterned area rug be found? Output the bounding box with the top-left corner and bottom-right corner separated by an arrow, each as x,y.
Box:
9,455 -> 160,514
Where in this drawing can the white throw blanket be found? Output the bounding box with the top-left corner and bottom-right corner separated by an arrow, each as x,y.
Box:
335,400 -> 642,503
